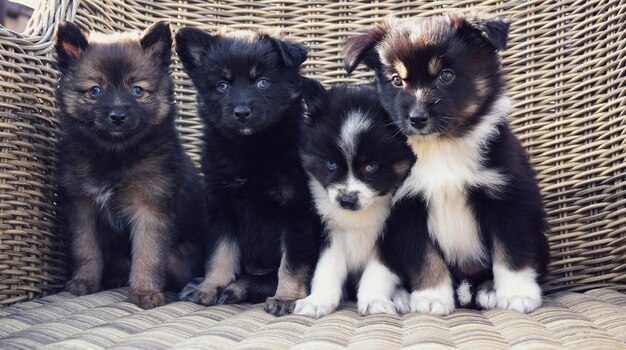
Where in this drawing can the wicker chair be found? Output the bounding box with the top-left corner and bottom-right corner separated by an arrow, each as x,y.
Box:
0,0 -> 625,348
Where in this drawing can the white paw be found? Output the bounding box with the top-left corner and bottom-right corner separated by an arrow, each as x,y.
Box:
392,287 -> 410,314
493,265 -> 542,313
358,298 -> 397,316
293,297 -> 337,318
410,285 -> 455,316
476,288 -> 497,309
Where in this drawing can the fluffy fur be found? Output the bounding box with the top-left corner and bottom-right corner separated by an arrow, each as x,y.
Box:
175,27 -> 321,315
294,83 -> 415,317
343,12 -> 550,314
54,21 -> 208,309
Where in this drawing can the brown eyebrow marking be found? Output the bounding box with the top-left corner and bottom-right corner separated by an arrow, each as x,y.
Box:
393,60 -> 409,80
428,57 -> 442,76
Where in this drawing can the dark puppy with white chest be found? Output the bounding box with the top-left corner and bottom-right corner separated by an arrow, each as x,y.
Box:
294,83 -> 415,317
55,21 -> 208,309
343,12 -> 550,314
175,28 -> 320,315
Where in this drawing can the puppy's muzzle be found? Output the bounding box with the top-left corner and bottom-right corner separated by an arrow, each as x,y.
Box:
409,108 -> 429,128
337,191 -> 360,211
233,105 -> 252,123
108,109 -> 127,126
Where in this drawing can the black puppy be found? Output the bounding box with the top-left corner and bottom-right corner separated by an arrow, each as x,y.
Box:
175,28 -> 320,315
55,21 -> 207,309
343,12 -> 550,314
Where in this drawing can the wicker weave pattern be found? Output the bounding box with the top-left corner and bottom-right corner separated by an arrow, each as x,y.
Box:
0,288 -> 624,349
0,0 -> 625,304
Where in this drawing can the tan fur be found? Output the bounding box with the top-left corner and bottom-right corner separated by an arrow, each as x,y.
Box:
393,60 -> 408,79
428,57 -> 442,76
273,252 -> 309,300
199,239 -> 241,290
412,243 -> 451,290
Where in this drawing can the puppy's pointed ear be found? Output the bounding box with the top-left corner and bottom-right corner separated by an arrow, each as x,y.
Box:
175,27 -> 214,73
342,19 -> 392,75
451,12 -> 510,51
301,77 -> 328,119
270,37 -> 308,68
54,21 -> 88,72
140,21 -> 172,68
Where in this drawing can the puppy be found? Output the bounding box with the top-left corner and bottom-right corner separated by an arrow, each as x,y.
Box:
54,21 -> 208,309
294,83 -> 415,318
343,12 -> 550,314
175,28 -> 320,315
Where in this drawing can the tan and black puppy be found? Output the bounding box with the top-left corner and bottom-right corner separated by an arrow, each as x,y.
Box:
54,21 -> 208,309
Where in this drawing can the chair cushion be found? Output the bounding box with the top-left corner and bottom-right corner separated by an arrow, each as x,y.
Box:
0,288 -> 624,349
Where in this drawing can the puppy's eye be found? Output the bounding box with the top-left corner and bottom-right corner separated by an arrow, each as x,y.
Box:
131,86 -> 144,97
326,161 -> 337,172
439,69 -> 454,82
88,86 -> 102,97
391,75 -> 403,87
256,78 -> 270,89
216,81 -> 229,92
364,162 -> 379,173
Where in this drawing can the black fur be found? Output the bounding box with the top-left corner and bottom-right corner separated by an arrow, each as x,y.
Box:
175,27 -> 320,315
343,13 -> 549,312
54,21 -> 207,309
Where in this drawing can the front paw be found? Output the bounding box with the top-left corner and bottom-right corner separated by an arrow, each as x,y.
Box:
392,287 -> 410,314
66,277 -> 99,296
217,283 -> 247,304
496,284 -> 542,313
264,297 -> 297,316
180,284 -> 219,306
129,289 -> 165,309
293,297 -> 337,318
358,299 -> 397,316
410,286 -> 455,316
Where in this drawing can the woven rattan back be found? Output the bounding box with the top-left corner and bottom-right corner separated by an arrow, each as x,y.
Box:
0,0 -> 624,304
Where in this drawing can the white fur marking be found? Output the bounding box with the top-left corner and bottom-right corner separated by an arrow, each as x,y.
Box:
456,280 -> 472,306
493,264 -> 542,313
410,278 -> 456,316
392,287 -> 410,314
339,110 -> 371,159
394,96 -> 512,267
476,288 -> 497,309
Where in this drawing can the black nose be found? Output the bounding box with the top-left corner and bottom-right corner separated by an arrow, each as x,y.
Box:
409,110 -> 429,127
233,106 -> 251,122
108,110 -> 127,126
338,192 -> 359,210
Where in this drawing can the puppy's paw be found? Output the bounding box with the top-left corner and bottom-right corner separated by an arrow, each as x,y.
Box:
180,285 -> 219,306
129,289 -> 165,309
392,287 -> 410,314
217,283 -> 247,305
476,287 -> 497,309
358,299 -> 397,316
293,296 -> 337,318
494,266 -> 542,313
410,285 -> 455,316
66,278 -> 99,296
264,297 -> 297,316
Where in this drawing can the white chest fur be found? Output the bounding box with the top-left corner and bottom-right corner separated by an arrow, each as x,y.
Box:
394,96 -> 511,267
309,179 -> 389,271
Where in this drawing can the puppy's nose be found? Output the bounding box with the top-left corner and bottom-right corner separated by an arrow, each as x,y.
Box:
409,110 -> 429,127
108,110 -> 127,126
337,191 -> 360,210
233,106 -> 252,122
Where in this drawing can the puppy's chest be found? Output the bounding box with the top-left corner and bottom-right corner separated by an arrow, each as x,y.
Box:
396,142 -> 503,266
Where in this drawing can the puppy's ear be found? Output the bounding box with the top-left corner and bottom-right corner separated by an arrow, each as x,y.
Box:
342,19 -> 393,75
175,27 -> 214,72
301,77 -> 327,119
451,12 -> 510,51
54,21 -> 89,72
270,37 -> 308,68
140,21 -> 172,68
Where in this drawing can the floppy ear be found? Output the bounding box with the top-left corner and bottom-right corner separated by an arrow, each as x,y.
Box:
140,21 -> 172,68
175,27 -> 215,73
301,77 -> 327,119
451,12 -> 510,51
342,20 -> 392,75
270,37 -> 308,68
54,21 -> 89,72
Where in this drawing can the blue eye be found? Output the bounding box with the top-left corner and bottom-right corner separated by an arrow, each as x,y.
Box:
88,86 -> 102,97
326,161 -> 337,171
131,86 -> 144,96
364,162 -> 379,173
256,78 -> 270,89
217,81 -> 229,92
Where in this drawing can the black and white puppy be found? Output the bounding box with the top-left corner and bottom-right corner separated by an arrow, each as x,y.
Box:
343,12 -> 550,314
294,83 -> 415,317
175,28 -> 320,315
